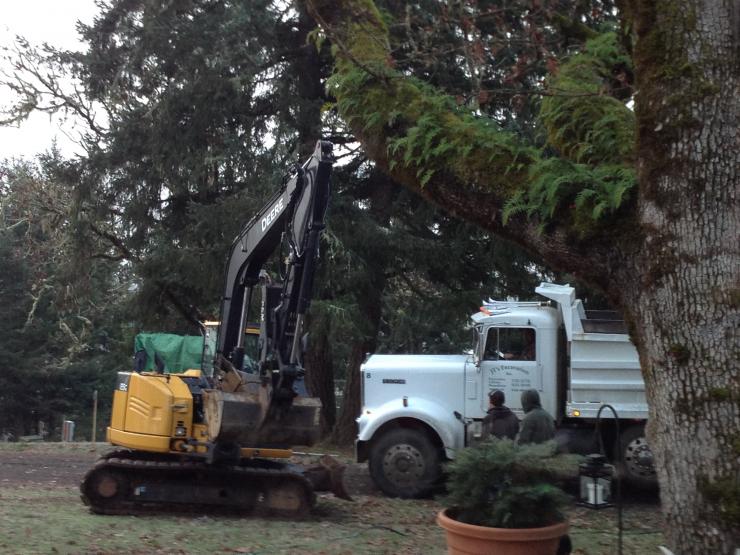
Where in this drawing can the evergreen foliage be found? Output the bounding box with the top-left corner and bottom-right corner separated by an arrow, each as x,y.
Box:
501,31 -> 637,232
445,439 -> 576,528
0,158 -> 129,438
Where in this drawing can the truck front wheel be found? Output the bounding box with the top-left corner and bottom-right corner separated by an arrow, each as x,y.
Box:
368,428 -> 442,498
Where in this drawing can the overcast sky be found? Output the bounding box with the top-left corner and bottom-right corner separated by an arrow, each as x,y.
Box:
1,0 -> 99,160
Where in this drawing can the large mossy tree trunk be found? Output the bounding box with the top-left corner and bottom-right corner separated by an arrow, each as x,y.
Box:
306,0 -> 738,552
617,1 -> 740,550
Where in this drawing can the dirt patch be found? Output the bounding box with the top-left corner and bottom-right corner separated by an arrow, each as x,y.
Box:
0,445 -> 103,487
0,443 -> 378,497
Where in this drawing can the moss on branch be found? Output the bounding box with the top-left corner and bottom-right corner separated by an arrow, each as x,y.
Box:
307,0 -> 637,234
540,32 -> 636,165
324,17 -> 536,197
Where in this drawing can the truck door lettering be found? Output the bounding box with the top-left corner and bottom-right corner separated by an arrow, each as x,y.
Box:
487,364 -> 539,392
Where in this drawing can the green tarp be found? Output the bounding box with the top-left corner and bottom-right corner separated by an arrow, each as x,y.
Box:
133,333 -> 205,374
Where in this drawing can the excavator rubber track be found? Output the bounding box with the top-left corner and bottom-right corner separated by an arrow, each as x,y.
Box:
80,450 -> 315,517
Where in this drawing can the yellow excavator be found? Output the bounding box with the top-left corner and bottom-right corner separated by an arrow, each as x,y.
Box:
81,141 -> 348,516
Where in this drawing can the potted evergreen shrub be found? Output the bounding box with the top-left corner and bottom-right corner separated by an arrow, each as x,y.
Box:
437,439 -> 578,555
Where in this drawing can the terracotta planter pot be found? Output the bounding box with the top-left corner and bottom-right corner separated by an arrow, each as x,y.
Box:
437,508 -> 569,555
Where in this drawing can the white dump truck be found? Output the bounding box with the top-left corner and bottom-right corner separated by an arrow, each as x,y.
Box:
355,282 -> 654,497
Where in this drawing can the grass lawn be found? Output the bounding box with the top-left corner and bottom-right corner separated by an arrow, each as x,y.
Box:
0,442 -> 663,554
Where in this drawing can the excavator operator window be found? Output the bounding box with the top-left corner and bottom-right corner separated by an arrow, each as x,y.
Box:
242,327 -> 260,373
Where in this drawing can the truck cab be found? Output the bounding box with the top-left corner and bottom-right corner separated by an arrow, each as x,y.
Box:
468,301 -> 560,425
357,283 -> 653,498
356,300 -> 559,498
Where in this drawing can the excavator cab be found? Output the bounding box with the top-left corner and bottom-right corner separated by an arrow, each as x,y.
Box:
202,321 -> 259,376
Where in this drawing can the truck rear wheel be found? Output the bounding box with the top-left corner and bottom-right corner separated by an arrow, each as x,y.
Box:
369,428 -> 442,498
619,425 -> 657,488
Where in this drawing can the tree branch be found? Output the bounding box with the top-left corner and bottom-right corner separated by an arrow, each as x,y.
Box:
304,0 -> 636,284
87,222 -> 137,262
0,40 -> 107,140
156,282 -> 204,329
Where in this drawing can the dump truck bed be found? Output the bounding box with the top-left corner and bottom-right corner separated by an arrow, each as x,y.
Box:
535,283 -> 647,420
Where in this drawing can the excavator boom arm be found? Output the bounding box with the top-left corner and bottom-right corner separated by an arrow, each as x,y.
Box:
216,140 -> 333,395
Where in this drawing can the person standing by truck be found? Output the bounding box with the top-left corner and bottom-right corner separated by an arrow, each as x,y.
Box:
518,389 -> 555,444
482,390 -> 520,440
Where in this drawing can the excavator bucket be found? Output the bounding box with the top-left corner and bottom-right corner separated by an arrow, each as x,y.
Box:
204,387 -> 323,447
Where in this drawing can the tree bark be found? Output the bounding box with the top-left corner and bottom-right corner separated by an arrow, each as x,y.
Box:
615,1 -> 740,551
332,271 -> 385,445
331,341 -> 369,445
304,312 -> 337,436
292,1 -> 326,158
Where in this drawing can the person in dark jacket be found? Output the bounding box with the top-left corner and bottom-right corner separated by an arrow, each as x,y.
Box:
517,389 -> 555,444
482,390 -> 519,440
